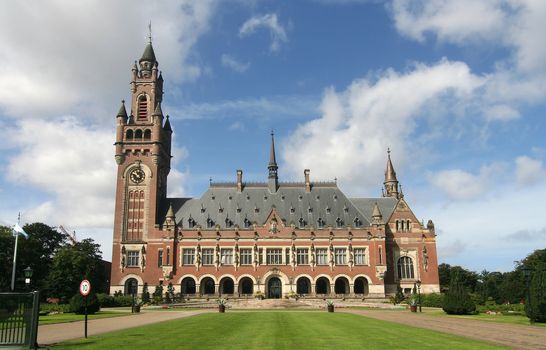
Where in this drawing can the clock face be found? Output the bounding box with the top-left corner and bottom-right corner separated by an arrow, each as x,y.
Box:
130,168 -> 145,184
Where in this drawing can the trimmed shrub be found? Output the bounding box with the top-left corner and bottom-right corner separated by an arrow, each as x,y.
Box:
40,303 -> 71,314
420,293 -> 444,308
142,283 -> 151,304
70,293 -> 100,315
526,269 -> 546,323
96,293 -> 134,307
443,271 -> 476,315
477,303 -> 525,314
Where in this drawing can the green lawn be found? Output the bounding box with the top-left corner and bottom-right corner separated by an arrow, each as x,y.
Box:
428,310 -> 546,327
51,311 -> 506,350
40,311 -> 129,325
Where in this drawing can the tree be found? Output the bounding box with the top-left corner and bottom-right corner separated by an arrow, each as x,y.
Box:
443,270 -> 476,315
142,283 -> 151,304
527,269 -> 546,323
46,238 -> 106,301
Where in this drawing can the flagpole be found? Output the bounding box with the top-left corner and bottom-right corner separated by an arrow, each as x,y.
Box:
11,212 -> 21,291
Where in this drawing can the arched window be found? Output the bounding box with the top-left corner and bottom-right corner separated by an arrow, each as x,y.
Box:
397,256 -> 415,279
124,278 -> 138,295
126,129 -> 134,140
181,277 -> 196,295
135,129 -> 143,139
143,129 -> 151,140
137,95 -> 148,119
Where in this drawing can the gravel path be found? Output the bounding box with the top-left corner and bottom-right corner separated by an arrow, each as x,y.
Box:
343,309 -> 546,350
38,310 -> 210,346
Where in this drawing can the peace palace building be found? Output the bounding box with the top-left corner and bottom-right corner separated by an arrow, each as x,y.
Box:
110,40 -> 440,299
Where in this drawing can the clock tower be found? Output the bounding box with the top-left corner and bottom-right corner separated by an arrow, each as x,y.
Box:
111,36 -> 173,276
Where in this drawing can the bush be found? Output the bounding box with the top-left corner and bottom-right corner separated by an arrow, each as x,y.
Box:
526,269 -> 546,322
443,271 -> 476,315
70,293 -> 100,314
96,293 -> 134,307
142,283 -> 151,304
420,293 -> 444,308
476,303 -> 525,314
40,303 -> 71,314
152,283 -> 164,304
390,286 -> 405,305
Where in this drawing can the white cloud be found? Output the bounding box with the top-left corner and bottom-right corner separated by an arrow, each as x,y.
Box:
505,227 -> 546,241
221,54 -> 250,72
239,13 -> 288,52
483,104 -> 520,121
0,0 -> 214,120
515,155 -> 544,186
428,164 -> 501,200
282,59 -> 483,192
438,239 -> 467,259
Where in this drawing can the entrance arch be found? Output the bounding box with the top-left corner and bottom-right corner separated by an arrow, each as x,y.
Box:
124,278 -> 138,295
181,277 -> 196,295
334,277 -> 350,295
267,277 -> 282,299
219,277 -> 235,295
296,277 -> 311,295
315,277 -> 330,295
239,277 -> 254,296
354,277 -> 369,295
200,277 -> 215,295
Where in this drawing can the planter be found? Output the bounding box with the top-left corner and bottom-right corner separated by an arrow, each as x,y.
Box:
410,305 -> 417,313
327,305 -> 334,313
218,305 -> 225,313
134,305 -> 141,313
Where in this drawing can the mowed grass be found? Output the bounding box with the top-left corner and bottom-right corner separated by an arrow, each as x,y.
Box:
39,311 -> 129,325
429,311 -> 546,327
51,311 -> 507,350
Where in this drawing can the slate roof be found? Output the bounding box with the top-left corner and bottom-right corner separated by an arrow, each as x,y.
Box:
161,182 -> 399,230
140,43 -> 156,62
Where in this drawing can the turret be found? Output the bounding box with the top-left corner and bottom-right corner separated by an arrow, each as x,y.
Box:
372,202 -> 383,226
383,148 -> 400,199
268,131 -> 278,193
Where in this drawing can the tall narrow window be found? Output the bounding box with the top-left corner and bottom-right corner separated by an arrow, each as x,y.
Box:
166,247 -> 170,265
182,249 -> 195,265
202,248 -> 214,265
296,248 -> 309,265
220,249 -> 233,265
266,248 -> 282,265
334,248 -> 347,265
397,256 -> 415,279
127,251 -> 140,267
240,249 -> 252,265
157,250 -> 163,267
316,248 -> 328,265
354,248 -> 366,265
137,95 -> 148,120
127,190 -> 144,241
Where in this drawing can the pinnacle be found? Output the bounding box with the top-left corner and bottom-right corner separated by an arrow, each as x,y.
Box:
116,100 -> 128,119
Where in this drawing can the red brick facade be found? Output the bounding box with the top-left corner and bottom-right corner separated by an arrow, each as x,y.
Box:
110,42 -> 440,299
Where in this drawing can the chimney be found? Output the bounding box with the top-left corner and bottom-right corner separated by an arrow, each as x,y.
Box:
237,170 -> 243,192
304,169 -> 311,192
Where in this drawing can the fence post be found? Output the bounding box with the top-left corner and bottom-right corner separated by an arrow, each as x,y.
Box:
28,291 -> 40,349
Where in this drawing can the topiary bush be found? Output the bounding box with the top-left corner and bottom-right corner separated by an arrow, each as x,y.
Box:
70,293 -> 100,314
526,269 -> 546,323
420,293 -> 444,308
442,271 -> 476,315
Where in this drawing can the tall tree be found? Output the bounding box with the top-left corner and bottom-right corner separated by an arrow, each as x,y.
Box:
46,238 -> 106,301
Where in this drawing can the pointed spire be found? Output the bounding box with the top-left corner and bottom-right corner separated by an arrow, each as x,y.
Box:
166,202 -> 174,218
372,202 -> 383,225
116,100 -> 128,119
163,115 -> 172,132
383,148 -> 400,199
153,102 -> 163,116
163,202 -> 176,229
268,130 -> 278,192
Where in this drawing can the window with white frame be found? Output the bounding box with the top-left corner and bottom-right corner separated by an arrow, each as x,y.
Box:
127,250 -> 139,267
316,248 -> 328,265
354,248 -> 366,265
202,248 -> 214,265
334,248 -> 347,265
296,248 -> 308,265
220,249 -> 233,265
266,248 -> 283,265
240,248 -> 252,265
182,248 -> 195,265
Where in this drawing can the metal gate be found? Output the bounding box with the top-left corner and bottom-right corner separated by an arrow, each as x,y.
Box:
0,292 -> 39,349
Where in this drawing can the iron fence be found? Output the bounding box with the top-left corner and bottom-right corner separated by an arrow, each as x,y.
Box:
0,292 -> 39,349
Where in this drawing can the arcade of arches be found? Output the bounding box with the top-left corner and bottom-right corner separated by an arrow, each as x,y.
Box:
125,275 -> 370,298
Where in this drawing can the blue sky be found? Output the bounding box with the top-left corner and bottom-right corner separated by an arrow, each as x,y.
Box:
0,0 -> 545,272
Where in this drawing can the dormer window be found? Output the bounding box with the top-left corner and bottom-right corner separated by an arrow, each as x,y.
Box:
236,206 -> 241,213
290,206 -> 295,214
343,205 -> 349,213
336,217 -> 343,228
206,218 -> 214,228
317,218 -> 325,229
308,207 -> 312,213
200,205 -> 205,213
298,218 -> 305,229
244,218 -> 251,228
326,206 -> 331,214
137,95 -> 148,120
254,206 -> 259,213
225,218 -> 232,228
354,218 -> 361,227
188,217 -> 195,228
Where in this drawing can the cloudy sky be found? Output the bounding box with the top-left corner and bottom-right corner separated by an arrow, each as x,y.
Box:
1,0 -> 545,272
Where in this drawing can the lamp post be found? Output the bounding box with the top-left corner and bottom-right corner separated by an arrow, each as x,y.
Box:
523,267 -> 534,324
416,280 -> 422,313
23,266 -> 33,291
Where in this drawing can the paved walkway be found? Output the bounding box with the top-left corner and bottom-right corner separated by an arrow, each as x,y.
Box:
37,310 -> 210,346
343,309 -> 546,350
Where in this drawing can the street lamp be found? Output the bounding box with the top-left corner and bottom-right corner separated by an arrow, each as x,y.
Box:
23,266 -> 33,290
416,280 -> 422,313
523,267 -> 534,324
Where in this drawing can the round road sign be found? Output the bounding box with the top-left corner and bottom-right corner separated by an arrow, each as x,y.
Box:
79,279 -> 91,296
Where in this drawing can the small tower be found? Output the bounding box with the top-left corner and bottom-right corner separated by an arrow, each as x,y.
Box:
383,148 -> 400,199
268,131 -> 279,193
163,202 -> 176,230
372,202 -> 383,226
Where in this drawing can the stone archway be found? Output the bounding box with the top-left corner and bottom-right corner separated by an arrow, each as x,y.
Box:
334,277 -> 350,295
181,277 -> 196,295
239,277 -> 254,296
296,277 -> 311,295
200,277 -> 215,295
354,277 -> 369,296
315,277 -> 330,295
124,278 -> 138,295
219,277 -> 235,295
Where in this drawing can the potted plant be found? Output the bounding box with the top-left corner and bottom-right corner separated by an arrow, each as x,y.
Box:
254,291 -> 264,300
326,300 -> 334,313
134,298 -> 143,313
217,298 -> 227,313
409,295 -> 418,312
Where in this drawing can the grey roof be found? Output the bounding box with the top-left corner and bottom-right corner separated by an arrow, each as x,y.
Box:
349,197 -> 398,223
163,182 -> 383,230
140,43 -> 156,62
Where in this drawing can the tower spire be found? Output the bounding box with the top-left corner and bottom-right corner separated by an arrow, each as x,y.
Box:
268,130 -> 278,192
383,148 -> 400,198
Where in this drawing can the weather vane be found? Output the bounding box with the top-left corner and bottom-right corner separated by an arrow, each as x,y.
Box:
147,21 -> 152,43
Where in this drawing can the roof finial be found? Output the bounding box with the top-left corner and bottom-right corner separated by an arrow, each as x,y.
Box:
147,21 -> 152,44
387,147 -> 391,157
